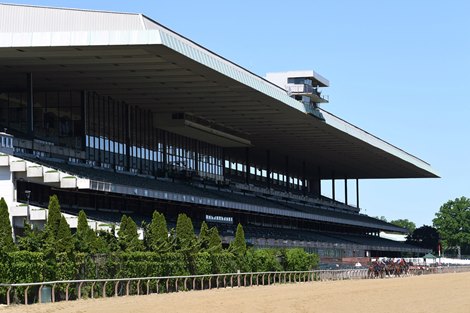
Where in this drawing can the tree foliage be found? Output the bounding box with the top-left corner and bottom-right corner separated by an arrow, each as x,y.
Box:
433,197 -> 470,253
45,195 -> 62,240
198,221 -> 210,251
1,195 -> 322,289
229,223 -> 246,256
175,213 -> 196,251
118,215 -> 143,252
208,227 -> 222,253
75,210 -> 98,253
0,198 -> 16,253
56,215 -> 74,254
146,211 -> 169,253
406,225 -> 440,253
390,219 -> 416,233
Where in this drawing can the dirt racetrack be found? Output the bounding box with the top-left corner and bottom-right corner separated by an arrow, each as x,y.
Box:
1,271 -> 469,313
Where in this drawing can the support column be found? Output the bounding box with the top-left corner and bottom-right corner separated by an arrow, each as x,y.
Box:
302,161 -> 306,196
266,150 -> 271,189
285,156 -> 289,192
81,91 -> 87,152
356,179 -> 360,209
245,148 -> 250,184
125,104 -> 131,170
344,177 -> 348,205
331,172 -> 335,201
195,141 -> 199,175
26,73 -> 34,138
221,148 -> 225,179
162,131 -> 167,175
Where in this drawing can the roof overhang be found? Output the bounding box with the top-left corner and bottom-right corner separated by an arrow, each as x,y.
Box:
0,5 -> 438,180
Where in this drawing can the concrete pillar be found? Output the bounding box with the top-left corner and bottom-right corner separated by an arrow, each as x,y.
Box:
26,73 -> 34,138
356,179 -> 360,209
344,178 -> 348,205
81,91 -> 87,151
332,175 -> 335,201
125,104 -> 131,170
245,148 -> 249,184
285,156 -> 289,192
266,150 -> 271,188
302,161 -> 306,196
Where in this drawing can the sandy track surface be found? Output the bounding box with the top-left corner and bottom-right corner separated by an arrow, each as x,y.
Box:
2,272 -> 470,313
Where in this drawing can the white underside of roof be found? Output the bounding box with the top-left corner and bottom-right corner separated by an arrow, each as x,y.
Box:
0,4 -> 437,177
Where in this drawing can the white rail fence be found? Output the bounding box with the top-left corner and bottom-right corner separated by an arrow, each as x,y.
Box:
1,266 -> 470,306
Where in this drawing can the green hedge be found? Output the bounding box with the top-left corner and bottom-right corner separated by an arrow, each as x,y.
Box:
0,248 -> 318,284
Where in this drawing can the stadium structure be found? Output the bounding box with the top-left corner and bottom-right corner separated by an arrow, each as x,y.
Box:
0,4 -> 438,259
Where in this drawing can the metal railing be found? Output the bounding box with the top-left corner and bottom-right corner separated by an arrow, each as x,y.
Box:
2,266 -> 470,306
0,269 -> 367,306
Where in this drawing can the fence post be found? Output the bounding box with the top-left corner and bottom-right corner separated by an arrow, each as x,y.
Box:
38,284 -> 43,304
91,282 -> 96,299
24,286 -> 29,305
102,282 -> 108,298
7,286 -> 11,305
65,283 -> 70,301
126,281 -> 130,296
114,281 -> 119,297
78,282 -> 84,299
137,280 -> 141,295
146,280 -> 150,295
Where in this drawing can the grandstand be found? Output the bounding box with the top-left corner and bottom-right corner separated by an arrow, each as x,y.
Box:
0,3 -> 437,258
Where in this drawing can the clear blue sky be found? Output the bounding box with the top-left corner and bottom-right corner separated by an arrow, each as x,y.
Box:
5,0 -> 470,227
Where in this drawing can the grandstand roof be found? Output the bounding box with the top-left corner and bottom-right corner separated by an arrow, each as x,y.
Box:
0,3 -> 438,179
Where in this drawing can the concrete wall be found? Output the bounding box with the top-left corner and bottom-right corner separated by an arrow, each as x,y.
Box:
0,166 -> 15,236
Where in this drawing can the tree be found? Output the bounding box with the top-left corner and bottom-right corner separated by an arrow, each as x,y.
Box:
433,197 -> 470,254
406,225 -> 440,253
76,210 -> 97,253
118,215 -> 142,252
0,197 -> 16,252
175,213 -> 196,251
375,216 -> 388,222
56,215 -> 74,254
45,195 -> 62,240
208,227 -> 222,253
229,223 -> 246,256
17,222 -> 44,252
146,211 -> 170,252
198,221 -> 210,251
390,219 -> 416,233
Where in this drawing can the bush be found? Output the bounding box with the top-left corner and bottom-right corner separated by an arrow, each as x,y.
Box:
250,249 -> 282,272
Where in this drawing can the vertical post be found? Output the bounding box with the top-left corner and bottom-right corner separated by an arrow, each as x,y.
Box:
285,155 -> 289,192
332,175 -> 336,201
221,148 -> 225,179
81,91 -> 87,152
245,148 -> 250,184
344,177 -> 348,205
125,104 -> 131,170
302,161 -> 306,196
266,149 -> 271,189
26,73 -> 34,139
195,141 -> 199,175
356,179 -> 360,209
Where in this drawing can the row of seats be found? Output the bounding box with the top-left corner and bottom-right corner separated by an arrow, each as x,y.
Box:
20,155 -> 396,231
